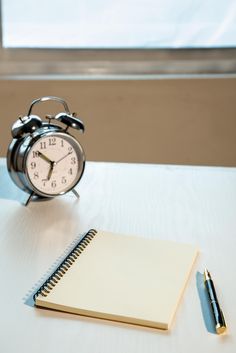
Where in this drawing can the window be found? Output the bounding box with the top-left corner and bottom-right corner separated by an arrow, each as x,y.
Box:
2,0 -> 236,48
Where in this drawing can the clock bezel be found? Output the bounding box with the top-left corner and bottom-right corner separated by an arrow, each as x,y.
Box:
23,130 -> 85,197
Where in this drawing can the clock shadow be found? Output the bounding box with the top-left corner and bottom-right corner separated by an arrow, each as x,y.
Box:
0,163 -> 27,203
2,177 -> 83,306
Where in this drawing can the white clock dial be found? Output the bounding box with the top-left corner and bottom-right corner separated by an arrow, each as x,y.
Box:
25,133 -> 84,196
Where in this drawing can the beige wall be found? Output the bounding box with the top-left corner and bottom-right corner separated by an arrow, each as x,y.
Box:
1,77 -> 236,166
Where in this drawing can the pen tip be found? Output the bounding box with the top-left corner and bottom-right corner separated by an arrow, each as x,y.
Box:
203,268 -> 211,281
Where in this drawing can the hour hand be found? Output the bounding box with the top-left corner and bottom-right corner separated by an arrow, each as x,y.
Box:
38,151 -> 53,164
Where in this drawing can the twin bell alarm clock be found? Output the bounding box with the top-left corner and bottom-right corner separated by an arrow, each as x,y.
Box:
7,96 -> 86,205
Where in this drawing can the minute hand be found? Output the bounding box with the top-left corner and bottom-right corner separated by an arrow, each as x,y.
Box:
47,161 -> 55,180
55,151 -> 72,164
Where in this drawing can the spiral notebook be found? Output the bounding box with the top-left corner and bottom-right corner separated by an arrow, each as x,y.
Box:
34,229 -> 198,330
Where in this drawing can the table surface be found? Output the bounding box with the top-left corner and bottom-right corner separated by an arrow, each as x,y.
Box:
0,158 -> 236,353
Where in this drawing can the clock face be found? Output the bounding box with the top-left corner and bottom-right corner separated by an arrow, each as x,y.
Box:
25,132 -> 84,196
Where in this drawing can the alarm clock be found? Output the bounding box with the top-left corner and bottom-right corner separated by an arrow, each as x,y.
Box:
7,96 -> 85,205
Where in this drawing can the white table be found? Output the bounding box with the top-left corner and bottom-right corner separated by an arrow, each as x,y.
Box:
0,158 -> 236,353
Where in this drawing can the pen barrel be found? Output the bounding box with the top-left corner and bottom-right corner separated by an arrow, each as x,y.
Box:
205,279 -> 225,327
205,278 -> 218,303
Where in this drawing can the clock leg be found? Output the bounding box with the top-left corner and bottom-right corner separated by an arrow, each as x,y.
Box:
24,192 -> 34,206
72,188 -> 80,199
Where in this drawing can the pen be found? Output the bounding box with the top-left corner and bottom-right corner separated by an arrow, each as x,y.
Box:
204,269 -> 227,334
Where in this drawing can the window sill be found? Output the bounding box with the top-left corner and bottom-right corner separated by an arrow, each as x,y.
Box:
0,48 -> 236,79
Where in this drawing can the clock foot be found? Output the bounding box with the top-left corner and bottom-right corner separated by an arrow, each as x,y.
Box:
24,192 -> 35,206
24,193 -> 53,206
72,188 -> 80,199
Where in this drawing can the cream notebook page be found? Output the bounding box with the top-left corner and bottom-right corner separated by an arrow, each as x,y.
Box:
35,230 -> 198,329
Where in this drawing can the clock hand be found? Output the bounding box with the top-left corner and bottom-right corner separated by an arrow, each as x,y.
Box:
45,151 -> 72,181
47,161 -> 56,181
55,151 -> 72,165
38,151 -> 55,180
38,151 -> 53,164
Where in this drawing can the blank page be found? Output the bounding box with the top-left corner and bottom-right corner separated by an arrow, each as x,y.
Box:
35,230 -> 198,329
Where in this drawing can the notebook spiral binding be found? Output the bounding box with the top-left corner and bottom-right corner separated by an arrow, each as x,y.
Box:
33,229 -> 97,301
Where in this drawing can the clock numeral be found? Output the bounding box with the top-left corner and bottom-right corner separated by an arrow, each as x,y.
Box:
33,172 -> 39,179
32,151 -> 39,158
49,137 -> 56,146
31,162 -> 36,169
71,157 -> 76,165
61,176 -> 67,184
42,179 -> 47,187
61,139 -> 64,147
51,180 -> 57,188
68,168 -> 73,175
68,146 -> 73,152
40,141 -> 47,150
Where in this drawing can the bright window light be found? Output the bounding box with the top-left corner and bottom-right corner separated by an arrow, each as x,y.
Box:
2,0 -> 236,48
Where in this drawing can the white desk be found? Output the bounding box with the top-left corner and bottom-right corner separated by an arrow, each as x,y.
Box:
0,158 -> 236,353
